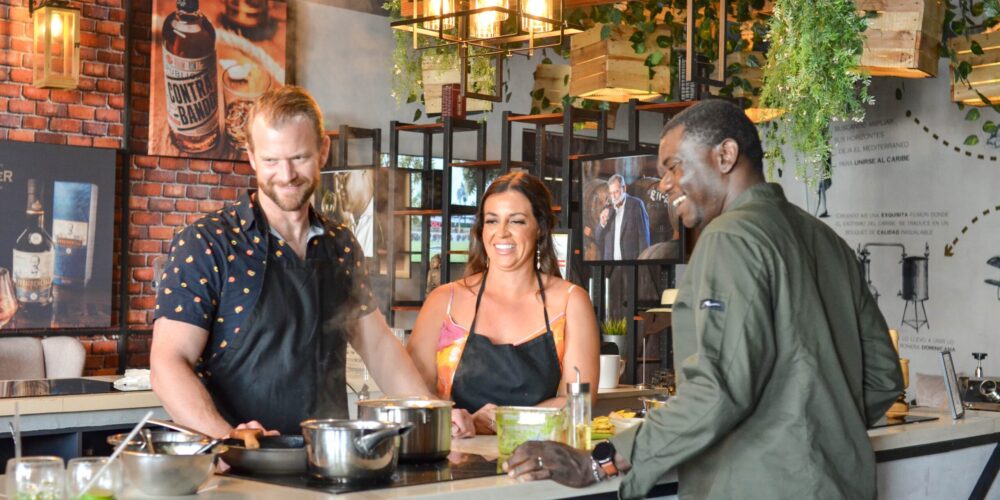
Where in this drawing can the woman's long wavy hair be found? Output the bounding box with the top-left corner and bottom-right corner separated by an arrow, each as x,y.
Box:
465,172 -> 561,281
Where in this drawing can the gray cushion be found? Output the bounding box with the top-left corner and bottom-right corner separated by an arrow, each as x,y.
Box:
0,338 -> 46,380
41,336 -> 86,379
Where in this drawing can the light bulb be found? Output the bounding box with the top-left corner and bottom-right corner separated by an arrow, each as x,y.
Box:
521,0 -> 550,32
51,12 -> 63,38
473,0 -> 507,38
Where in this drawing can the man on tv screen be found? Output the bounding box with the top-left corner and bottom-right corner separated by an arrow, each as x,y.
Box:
592,174 -> 651,260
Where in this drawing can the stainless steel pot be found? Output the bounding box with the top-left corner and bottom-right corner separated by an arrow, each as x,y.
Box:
300,419 -> 412,482
357,397 -> 452,461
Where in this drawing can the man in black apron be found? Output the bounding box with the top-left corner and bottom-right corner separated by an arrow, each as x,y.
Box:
150,87 -> 433,438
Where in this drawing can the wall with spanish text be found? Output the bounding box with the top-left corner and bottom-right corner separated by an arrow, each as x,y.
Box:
773,59 -> 1000,384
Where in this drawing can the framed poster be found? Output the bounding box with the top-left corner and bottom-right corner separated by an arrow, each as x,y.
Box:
579,152 -> 681,265
0,141 -> 115,330
150,0 -> 287,160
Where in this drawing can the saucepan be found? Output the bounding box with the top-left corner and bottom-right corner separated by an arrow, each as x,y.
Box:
357,397 -> 452,461
300,419 -> 412,482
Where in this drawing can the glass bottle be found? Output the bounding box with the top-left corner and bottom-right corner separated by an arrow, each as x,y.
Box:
162,0 -> 219,153
13,178 -> 54,320
566,366 -> 591,450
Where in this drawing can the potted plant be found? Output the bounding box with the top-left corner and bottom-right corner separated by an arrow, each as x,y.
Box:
601,317 -> 628,356
759,0 -> 873,187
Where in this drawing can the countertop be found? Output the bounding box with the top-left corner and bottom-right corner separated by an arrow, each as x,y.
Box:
4,407 -> 994,498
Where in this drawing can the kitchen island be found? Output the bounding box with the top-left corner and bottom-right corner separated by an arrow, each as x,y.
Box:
4,407 -> 1000,498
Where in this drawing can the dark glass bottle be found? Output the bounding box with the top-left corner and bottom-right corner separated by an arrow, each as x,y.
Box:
162,0 -> 220,153
13,178 -> 54,318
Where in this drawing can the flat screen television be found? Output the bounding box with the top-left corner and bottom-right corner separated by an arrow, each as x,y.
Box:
579,152 -> 682,265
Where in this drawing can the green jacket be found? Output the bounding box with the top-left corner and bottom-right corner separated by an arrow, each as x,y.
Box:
611,182 -> 903,499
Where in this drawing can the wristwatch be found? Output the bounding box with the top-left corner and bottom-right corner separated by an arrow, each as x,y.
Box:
591,440 -> 619,478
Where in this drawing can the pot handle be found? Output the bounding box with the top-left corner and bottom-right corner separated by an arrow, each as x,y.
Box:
354,423 -> 414,456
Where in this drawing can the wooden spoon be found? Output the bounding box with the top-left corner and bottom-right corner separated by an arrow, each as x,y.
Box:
230,428 -> 263,449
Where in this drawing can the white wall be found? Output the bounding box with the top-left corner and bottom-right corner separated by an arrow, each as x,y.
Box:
773,58 -> 1000,381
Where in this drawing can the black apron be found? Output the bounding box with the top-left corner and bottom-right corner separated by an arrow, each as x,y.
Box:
205,217 -> 349,435
450,270 -> 562,413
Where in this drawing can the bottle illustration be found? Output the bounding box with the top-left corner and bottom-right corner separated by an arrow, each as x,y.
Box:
162,0 -> 220,153
13,178 -> 55,317
53,181 -> 99,287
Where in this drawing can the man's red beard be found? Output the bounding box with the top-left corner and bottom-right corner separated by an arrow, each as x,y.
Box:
259,177 -> 317,211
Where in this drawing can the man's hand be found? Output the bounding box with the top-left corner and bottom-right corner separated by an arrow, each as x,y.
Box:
472,403 -> 498,435
451,408 -> 475,438
599,207 -> 610,228
504,441 -> 597,487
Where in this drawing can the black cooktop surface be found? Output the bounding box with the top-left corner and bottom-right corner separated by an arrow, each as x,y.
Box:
0,378 -> 114,399
226,451 -> 501,495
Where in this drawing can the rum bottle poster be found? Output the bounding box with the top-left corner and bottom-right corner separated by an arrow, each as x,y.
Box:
0,141 -> 115,330
150,0 -> 287,160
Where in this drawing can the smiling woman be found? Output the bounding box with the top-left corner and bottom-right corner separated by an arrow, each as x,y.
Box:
406,172 -> 600,436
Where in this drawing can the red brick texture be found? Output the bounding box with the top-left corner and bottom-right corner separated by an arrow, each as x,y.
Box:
0,0 -> 256,373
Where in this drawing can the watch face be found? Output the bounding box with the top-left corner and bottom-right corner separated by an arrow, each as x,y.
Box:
592,440 -> 614,461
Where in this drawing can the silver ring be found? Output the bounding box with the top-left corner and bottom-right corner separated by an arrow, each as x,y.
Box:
536,456 -> 545,469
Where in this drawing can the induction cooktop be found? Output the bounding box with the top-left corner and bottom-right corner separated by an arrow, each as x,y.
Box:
0,378 -> 114,399
226,451 -> 501,495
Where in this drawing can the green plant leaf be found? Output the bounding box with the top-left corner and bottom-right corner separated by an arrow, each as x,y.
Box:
633,41 -> 647,54
895,88 -> 902,100
959,61 -> 973,80
973,1 -> 985,16
542,57 -> 553,64
977,90 -> 994,107
966,108 -> 981,121
645,51 -> 664,66
984,121 -> 998,134
413,109 -> 422,121
610,9 -> 623,24
972,41 -> 985,56
656,35 -> 670,48
541,96 -> 551,108
965,134 -> 980,145
531,88 -> 546,100
531,106 -> 541,114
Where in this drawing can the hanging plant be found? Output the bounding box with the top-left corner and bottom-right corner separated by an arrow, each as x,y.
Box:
383,0 -> 501,121
943,0 -> 1000,146
760,0 -> 873,187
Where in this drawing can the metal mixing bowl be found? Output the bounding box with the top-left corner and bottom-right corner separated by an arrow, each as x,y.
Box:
107,432 -> 226,496
107,430 -> 214,455
119,446 -> 226,496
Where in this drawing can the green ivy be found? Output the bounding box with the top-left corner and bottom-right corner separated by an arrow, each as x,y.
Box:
760,0 -> 872,187
944,0 -> 1000,145
384,0 -> 499,114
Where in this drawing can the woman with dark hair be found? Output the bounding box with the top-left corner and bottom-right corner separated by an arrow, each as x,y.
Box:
408,172 -> 600,436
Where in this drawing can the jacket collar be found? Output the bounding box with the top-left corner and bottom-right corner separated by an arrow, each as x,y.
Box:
724,182 -> 786,214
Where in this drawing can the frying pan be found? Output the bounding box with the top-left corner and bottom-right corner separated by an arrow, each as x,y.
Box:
221,435 -> 307,475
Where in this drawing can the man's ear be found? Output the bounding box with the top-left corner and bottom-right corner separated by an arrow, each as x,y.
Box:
319,133 -> 332,167
716,138 -> 740,174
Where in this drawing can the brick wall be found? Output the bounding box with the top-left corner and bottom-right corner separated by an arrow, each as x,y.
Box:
0,0 -> 255,374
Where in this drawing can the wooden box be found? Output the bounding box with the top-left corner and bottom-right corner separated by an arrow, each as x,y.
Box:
859,0 -> 945,78
569,23 -> 671,103
949,31 -> 1000,105
531,63 -> 618,128
422,57 -> 493,114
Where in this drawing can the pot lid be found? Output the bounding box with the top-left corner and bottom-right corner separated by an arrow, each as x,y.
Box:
357,397 -> 454,409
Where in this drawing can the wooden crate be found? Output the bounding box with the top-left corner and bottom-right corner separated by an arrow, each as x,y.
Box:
710,51 -> 783,123
531,63 -> 618,128
949,31 -> 1000,105
421,58 -> 493,114
569,24 -> 671,103
859,0 -> 945,78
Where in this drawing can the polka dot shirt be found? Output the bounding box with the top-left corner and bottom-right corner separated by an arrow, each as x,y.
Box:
153,191 -> 375,376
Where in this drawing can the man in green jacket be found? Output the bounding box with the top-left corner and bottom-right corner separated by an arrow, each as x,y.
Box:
505,100 -> 904,499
